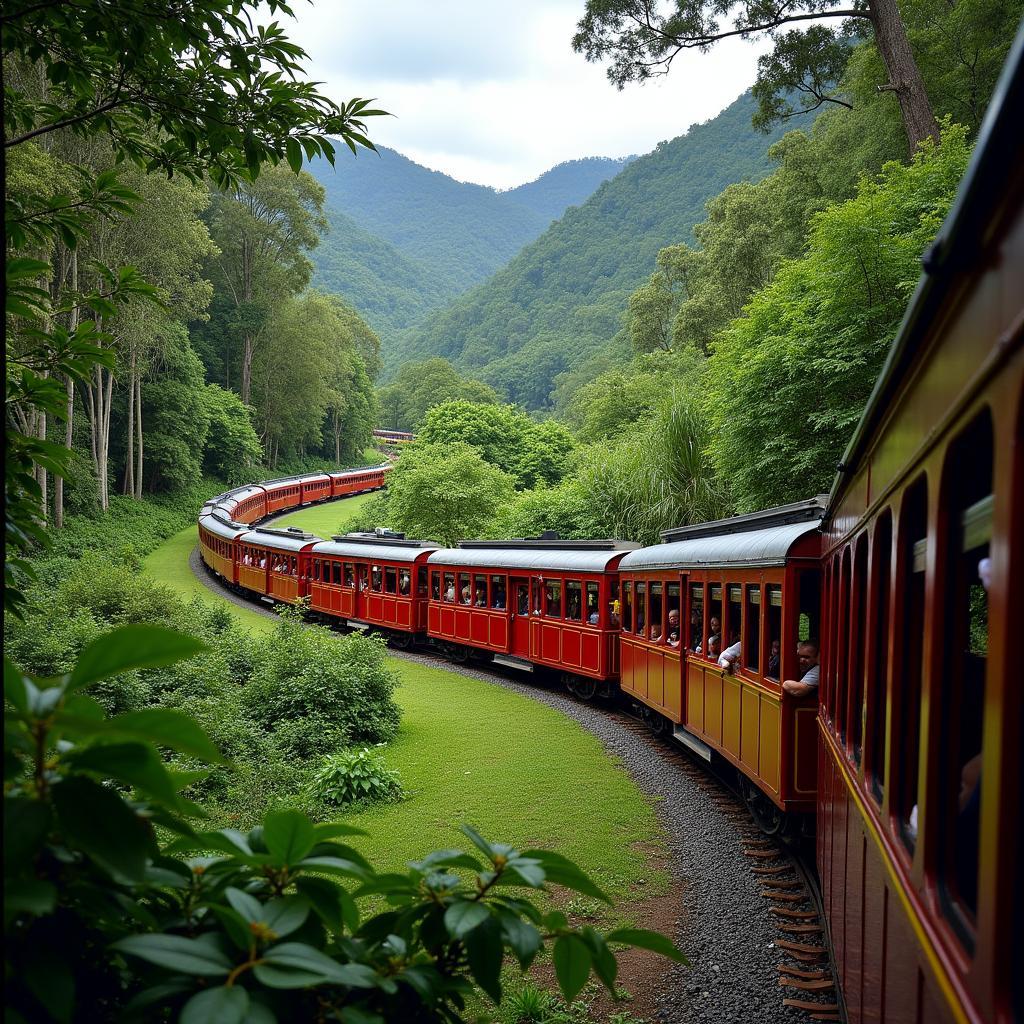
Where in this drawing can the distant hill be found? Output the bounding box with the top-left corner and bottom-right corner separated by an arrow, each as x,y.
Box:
386,91 -> 811,408
505,156 -> 635,224
307,147 -> 632,336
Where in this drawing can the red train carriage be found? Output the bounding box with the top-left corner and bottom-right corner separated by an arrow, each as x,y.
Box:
197,513 -> 248,585
260,477 -> 303,515
299,473 -> 331,505
618,499 -> 823,829
816,31 -> 1024,1024
426,540 -> 637,694
212,484 -> 267,525
308,532 -> 438,644
329,464 -> 392,498
235,527 -> 318,604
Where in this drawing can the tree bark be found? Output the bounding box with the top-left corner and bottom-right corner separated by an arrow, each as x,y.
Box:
54,252 -> 79,529
124,351 -> 135,496
868,0 -> 939,150
241,332 -> 254,404
134,371 -> 143,498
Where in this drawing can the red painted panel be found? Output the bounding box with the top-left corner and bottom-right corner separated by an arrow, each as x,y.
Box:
648,649 -> 664,707
562,628 -> 581,670
470,611 -> 489,646
621,641 -> 636,696
540,622 -> 561,663
882,906 -> 919,1024
488,616 -> 509,650
428,604 -> 440,634
705,673 -> 723,744
861,837 -> 886,1024
845,828 -> 866,1024
834,776 -> 849,991
581,631 -> 601,676
454,608 -> 472,642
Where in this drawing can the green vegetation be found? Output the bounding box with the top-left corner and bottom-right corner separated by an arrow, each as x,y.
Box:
387,91 -> 805,408
377,356 -> 500,432
5,627 -> 680,1023
310,746 -> 405,808
269,491 -> 382,536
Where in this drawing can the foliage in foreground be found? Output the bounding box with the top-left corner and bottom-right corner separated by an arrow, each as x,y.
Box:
4,626 -> 685,1023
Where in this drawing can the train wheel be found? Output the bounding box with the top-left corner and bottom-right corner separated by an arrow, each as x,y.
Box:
389,632 -> 412,650
568,676 -> 597,701
448,644 -> 469,664
643,707 -> 670,738
740,777 -> 785,837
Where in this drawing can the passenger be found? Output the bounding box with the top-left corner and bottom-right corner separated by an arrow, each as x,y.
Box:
398,571 -> 410,595
782,641 -> 821,697
517,589 -> 529,615
475,588 -> 487,607
492,586 -> 507,610
666,609 -> 681,647
718,634 -> 741,671
588,608 -> 600,625
766,638 -> 781,678
610,597 -> 621,628
444,581 -> 455,602
708,635 -> 721,659
695,615 -> 721,654
461,585 -> 472,604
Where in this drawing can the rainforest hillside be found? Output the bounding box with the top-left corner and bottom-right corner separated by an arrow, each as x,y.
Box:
386,91 -> 810,407
308,147 -> 631,334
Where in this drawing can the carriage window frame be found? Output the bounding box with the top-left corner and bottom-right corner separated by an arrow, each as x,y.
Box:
490,575 -> 507,609
648,581 -> 663,642
622,580 -> 634,633
459,572 -> 472,605
544,579 -> 562,619
744,584 -> 761,674
565,580 -> 583,622
850,535 -> 869,765
385,567 -> 398,594
689,584 -> 705,652
634,581 -> 647,637
431,570 -> 441,601
666,582 -> 681,647
707,584 -> 723,660
443,572 -> 455,602
586,581 -> 601,626
867,511 -> 893,803
474,574 -> 489,608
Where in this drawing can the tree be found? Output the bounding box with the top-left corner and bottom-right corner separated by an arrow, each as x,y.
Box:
627,244 -> 693,355
705,122 -> 970,511
206,164 -> 327,403
384,442 -> 516,545
203,385 -> 264,483
573,0 -> 939,150
376,358 -> 500,432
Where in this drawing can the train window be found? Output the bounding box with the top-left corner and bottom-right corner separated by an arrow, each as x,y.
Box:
385,567 -> 397,594
545,580 -> 562,618
518,582 -> 530,615
531,579 -> 541,615
417,568 -> 427,596
586,581 -> 600,625
622,581 -> 633,632
290,556 -> 298,576
726,585 -> 742,654
443,573 -> 455,602
765,585 -> 781,681
344,563 -> 354,588
399,570 -> 411,595
371,566 -> 383,592
689,585 -> 704,652
745,585 -> 761,673
635,582 -> 646,636
866,512 -> 892,802
897,477 -> 928,853
850,535 -> 869,764
491,576 -> 506,609
707,585 -> 723,659
431,571 -> 441,600
937,412 -> 993,942
565,580 -> 582,621
666,583 -> 680,646
609,580 -> 620,627
312,559 -> 321,582
459,573 -> 471,604
649,582 -> 663,641
835,549 -> 851,739
474,574 -> 488,607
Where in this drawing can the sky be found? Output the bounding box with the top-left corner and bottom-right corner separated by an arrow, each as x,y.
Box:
285,1 -> 771,190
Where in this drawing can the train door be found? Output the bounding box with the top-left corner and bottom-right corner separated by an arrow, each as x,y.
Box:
511,577 -> 531,658
355,564 -> 369,620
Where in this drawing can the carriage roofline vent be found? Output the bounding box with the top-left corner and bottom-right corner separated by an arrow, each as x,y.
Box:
659,495 -> 828,544
457,538 -> 636,551
249,526 -> 317,540
329,531 -> 433,549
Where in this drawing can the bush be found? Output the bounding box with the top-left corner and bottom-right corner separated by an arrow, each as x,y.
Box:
310,745 -> 404,808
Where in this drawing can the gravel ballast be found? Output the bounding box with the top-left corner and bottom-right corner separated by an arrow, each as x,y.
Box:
188,547 -> 825,1022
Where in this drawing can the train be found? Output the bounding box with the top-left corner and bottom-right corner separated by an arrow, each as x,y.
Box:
196,30 -> 1024,1024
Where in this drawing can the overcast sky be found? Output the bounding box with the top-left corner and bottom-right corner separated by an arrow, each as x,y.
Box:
286,1 -> 771,190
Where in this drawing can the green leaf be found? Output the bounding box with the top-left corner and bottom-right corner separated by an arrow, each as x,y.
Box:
4,879 -> 57,918
258,942 -> 377,988
285,137 -> 303,173
4,797 -> 52,872
108,708 -> 226,762
210,905 -> 253,951
498,912 -> 542,970
113,934 -> 232,976
444,900 -> 489,939
553,934 -> 592,1002
301,856 -> 371,881
4,656 -> 29,715
226,887 -> 264,924
69,626 -> 206,691
263,896 -> 310,938
52,776 -> 156,881
464,916 -> 503,1003
312,822 -> 367,841
262,809 -> 315,865
459,824 -> 494,859
605,927 -> 688,963
523,850 -> 610,903
66,741 -> 184,809
181,986 -> 249,1024
581,927 -> 618,992
295,877 -> 359,934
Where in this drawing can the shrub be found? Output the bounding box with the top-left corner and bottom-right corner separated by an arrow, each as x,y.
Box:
310,745 -> 404,808
4,626 -> 685,1023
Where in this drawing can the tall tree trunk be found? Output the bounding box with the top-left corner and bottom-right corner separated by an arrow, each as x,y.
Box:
124,351 -> 135,496
54,376 -> 73,529
868,0 -> 939,150
38,404 -> 47,527
241,332 -> 254,404
134,371 -> 143,498
334,416 -> 342,465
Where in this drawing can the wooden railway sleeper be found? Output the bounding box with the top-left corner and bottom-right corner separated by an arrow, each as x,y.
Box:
778,966 -> 831,979
775,939 -> 828,956
771,907 -> 818,919
779,977 -> 836,992
783,999 -> 840,1012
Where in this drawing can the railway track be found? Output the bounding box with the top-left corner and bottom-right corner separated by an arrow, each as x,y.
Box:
192,549 -> 843,1022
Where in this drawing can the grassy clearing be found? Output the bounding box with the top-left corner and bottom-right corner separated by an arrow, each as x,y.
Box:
269,490 -> 378,536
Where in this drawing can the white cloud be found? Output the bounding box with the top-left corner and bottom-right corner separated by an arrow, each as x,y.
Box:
285,1 -> 772,189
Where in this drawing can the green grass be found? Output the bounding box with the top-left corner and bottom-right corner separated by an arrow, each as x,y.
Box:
270,491 -> 378,536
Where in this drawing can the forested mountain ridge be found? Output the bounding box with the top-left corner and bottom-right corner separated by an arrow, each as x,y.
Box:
307,146 -> 632,335
386,91 -> 811,407
504,155 -> 635,223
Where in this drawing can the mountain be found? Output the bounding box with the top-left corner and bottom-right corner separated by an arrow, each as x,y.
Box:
504,156 -> 635,224
386,91 -> 812,408
307,148 -> 632,336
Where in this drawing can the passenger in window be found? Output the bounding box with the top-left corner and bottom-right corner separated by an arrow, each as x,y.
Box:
718,633 -> 741,671
782,641 -> 820,697
708,635 -> 721,659
695,615 -> 721,654
567,590 -> 581,620
444,581 -> 455,602
767,638 -> 781,678
610,597 -> 621,627
665,609 -> 681,646
475,588 -> 487,607
492,585 -> 507,609
399,571 -> 410,595
461,585 -> 472,604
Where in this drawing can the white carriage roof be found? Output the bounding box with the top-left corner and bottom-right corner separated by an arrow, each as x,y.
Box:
225,485 -> 265,501
199,513 -> 250,540
312,540 -> 438,563
299,472 -> 330,483
242,527 -> 317,551
428,544 -> 637,573
620,520 -> 820,571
